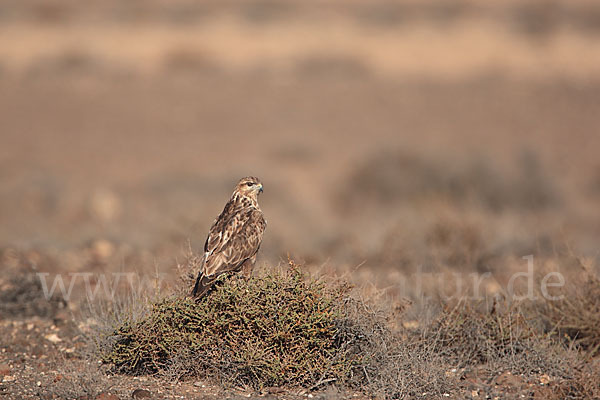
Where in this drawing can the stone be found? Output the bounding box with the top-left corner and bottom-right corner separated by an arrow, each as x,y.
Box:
131,389 -> 152,399
0,364 -> 10,376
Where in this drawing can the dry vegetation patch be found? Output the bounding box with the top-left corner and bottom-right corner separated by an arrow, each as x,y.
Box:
104,268 -> 355,387
429,302 -> 577,379
0,269 -> 66,319
98,265 -> 459,398
342,151 -> 559,213
92,260 -> 600,399
537,258 -> 600,357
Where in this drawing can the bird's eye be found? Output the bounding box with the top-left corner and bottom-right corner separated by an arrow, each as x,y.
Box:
246,182 -> 254,187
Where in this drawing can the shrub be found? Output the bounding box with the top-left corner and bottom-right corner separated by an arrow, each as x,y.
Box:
103,266 -> 377,389
100,264 -> 461,398
340,150 -> 559,212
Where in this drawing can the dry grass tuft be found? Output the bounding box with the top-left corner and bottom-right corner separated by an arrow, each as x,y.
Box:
427,301 -> 578,379
538,257 -> 600,357
551,367 -> 600,399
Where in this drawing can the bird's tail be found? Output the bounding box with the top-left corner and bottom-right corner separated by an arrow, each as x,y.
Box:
191,272 -> 217,299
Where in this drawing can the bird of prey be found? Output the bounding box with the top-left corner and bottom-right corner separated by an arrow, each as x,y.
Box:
191,176 -> 266,298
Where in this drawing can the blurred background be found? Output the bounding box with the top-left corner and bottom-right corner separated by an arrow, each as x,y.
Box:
1,0 -> 600,296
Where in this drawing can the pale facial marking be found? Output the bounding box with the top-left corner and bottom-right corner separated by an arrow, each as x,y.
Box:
235,177 -> 263,197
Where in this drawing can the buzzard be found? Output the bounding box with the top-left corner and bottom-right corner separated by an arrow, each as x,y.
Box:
191,176 -> 266,298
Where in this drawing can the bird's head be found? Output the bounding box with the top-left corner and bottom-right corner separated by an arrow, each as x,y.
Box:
234,176 -> 263,199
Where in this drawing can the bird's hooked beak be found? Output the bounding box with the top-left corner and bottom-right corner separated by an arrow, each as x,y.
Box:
258,184 -> 263,193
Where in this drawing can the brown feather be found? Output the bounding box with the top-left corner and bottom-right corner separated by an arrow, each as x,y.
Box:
191,177 -> 266,299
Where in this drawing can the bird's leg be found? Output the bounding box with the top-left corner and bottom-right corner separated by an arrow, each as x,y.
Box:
242,261 -> 253,280
241,256 -> 256,280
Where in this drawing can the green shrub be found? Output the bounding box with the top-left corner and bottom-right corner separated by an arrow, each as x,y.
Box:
103,266 -> 373,389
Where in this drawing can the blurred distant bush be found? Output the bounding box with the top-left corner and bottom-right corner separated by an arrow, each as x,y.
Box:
341,150 -> 559,212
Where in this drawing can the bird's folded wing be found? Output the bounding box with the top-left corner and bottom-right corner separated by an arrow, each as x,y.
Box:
203,208 -> 266,277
